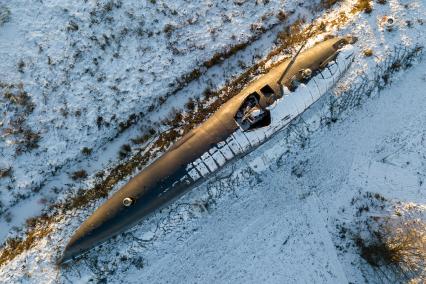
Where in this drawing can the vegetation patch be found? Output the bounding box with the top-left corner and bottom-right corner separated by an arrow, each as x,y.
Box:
0,82 -> 40,155
118,144 -> 132,159
81,147 -> 93,156
363,48 -> 374,57
70,170 -> 88,181
351,0 -> 373,14
321,0 -> 343,9
0,167 -> 12,179
354,201 -> 425,282
0,214 -> 52,267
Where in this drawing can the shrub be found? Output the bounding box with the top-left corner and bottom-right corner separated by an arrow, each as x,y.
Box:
131,134 -> 150,144
322,0 -> 340,9
67,21 -> 79,31
355,204 -> 425,282
4,211 -> 13,223
163,24 -> 175,37
185,98 -> 195,111
276,10 -> 287,21
118,144 -> 132,159
71,170 -> 88,180
352,0 -> 373,14
81,147 -> 93,156
0,167 -> 12,178
17,59 -> 25,73
15,129 -> 41,154
363,48 -> 374,57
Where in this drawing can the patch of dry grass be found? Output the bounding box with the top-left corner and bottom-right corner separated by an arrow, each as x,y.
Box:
351,0 -> 373,14
70,170 -> 88,181
321,0 -> 341,9
0,167 -> 12,178
363,48 -> 374,57
1,82 -> 40,155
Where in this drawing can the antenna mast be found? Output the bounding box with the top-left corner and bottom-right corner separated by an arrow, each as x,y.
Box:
277,22 -> 315,86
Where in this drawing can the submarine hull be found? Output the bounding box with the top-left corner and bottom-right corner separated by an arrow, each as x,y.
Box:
61,37 -> 355,263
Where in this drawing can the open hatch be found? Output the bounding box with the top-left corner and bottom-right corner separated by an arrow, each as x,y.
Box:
234,92 -> 271,131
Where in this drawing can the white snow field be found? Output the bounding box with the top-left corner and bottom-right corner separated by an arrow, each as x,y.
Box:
0,0 -> 425,282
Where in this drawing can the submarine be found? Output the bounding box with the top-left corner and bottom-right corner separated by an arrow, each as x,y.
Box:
60,35 -> 356,263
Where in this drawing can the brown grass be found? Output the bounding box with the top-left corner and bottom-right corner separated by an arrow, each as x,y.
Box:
118,144 -> 132,159
13,129 -> 41,155
1,82 -> 39,155
0,167 -> 12,178
70,170 -> 88,181
351,0 -> 373,14
363,48 -> 374,57
276,10 -> 287,22
322,0 -> 340,9
329,12 -> 348,28
81,147 -> 93,156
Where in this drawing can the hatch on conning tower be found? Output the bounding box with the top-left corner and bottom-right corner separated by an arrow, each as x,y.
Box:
234,92 -> 271,131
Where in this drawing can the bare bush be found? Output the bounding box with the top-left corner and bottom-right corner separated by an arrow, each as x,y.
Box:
363,48 -> 374,57
118,144 -> 131,159
15,129 -> 41,154
81,147 -> 93,156
1,82 -> 39,154
0,167 -> 12,178
71,170 -> 88,181
352,0 -> 373,14
355,203 -> 426,282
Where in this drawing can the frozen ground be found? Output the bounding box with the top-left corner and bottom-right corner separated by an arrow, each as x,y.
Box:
0,0 -> 314,213
60,46 -> 425,284
0,0 -> 320,243
0,0 -> 425,283
10,44 -> 421,284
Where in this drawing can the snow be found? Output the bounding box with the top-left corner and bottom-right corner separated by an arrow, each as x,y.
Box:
126,194 -> 348,283
1,0 -> 425,282
52,54 -> 425,283
0,0 -> 313,214
118,49 -> 425,284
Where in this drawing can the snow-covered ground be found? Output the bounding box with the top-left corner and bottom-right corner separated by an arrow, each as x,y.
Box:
52,46 -> 425,284
0,0 -> 314,213
0,0 -> 321,243
1,0 -> 425,282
